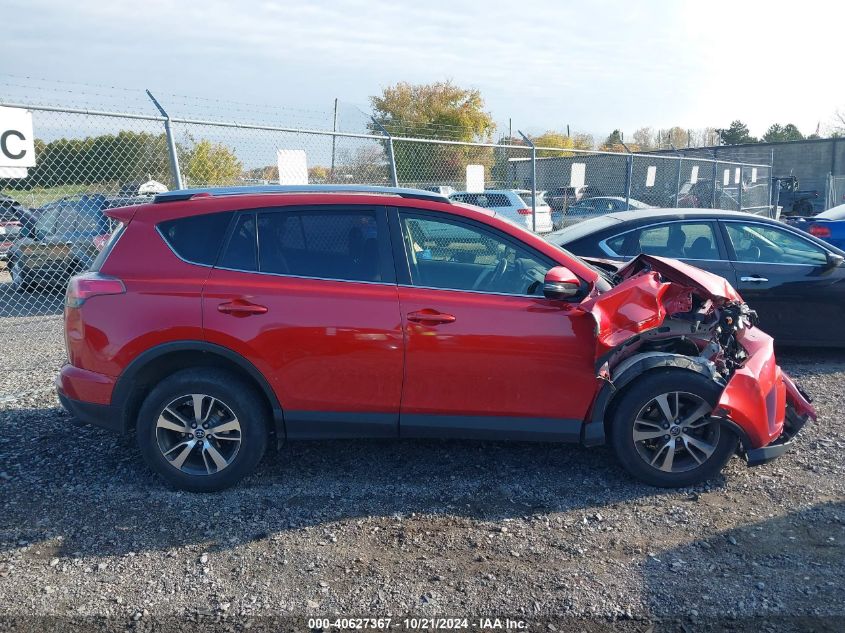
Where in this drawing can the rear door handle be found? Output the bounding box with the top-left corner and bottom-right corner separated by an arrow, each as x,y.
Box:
740,276 -> 769,283
217,300 -> 268,317
407,309 -> 456,325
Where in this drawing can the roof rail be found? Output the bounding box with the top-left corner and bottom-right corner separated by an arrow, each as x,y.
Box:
153,185 -> 452,204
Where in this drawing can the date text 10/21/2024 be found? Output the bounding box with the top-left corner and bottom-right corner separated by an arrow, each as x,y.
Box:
306,618 -> 528,630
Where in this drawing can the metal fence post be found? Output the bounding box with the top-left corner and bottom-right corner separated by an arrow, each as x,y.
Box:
145,90 -> 183,190
518,131 -> 537,232
621,143 -> 633,209
331,97 -> 338,178
712,150 -> 719,209
371,117 -> 398,187
675,154 -> 683,206
737,166 -> 744,211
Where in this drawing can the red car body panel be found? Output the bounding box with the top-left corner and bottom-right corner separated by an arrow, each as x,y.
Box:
397,286 -> 597,420
202,268 -> 404,416
55,364 -> 115,405
715,327 -> 787,447
57,191 -> 815,462
64,212 -> 207,377
581,271 -> 693,358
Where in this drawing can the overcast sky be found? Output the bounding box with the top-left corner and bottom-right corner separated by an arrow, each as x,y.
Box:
3,0 -> 842,139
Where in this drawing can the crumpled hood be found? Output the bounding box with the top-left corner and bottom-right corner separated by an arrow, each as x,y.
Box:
616,254 -> 743,303
580,254 -> 743,360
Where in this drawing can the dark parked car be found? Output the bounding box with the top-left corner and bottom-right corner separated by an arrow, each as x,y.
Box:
56,185 -> 815,492
9,193 -> 149,291
0,194 -> 37,263
549,208 -> 845,347
545,185 -> 604,211
553,197 -> 651,230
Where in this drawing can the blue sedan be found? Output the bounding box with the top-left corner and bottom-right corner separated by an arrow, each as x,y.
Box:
787,204 -> 845,251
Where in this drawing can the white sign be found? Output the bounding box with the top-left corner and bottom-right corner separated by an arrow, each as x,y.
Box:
277,149 -> 309,185
734,167 -> 741,184
751,167 -> 758,183
570,163 -> 586,188
723,169 -> 730,186
0,167 -> 27,179
0,106 -> 36,168
690,165 -> 699,184
645,165 -> 657,187
466,164 -> 484,193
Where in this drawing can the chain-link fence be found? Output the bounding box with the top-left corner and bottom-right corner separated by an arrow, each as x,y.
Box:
0,90 -> 773,401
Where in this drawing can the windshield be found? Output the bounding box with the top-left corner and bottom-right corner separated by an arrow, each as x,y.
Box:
34,205 -> 62,239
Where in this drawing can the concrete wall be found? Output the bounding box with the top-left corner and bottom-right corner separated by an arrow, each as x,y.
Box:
657,138 -> 845,197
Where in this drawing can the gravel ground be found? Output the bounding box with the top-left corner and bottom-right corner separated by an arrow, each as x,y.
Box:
1,278 -> 843,631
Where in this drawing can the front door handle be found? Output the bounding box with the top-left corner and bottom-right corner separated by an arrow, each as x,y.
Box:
218,300 -> 268,317
740,276 -> 769,283
407,309 -> 456,325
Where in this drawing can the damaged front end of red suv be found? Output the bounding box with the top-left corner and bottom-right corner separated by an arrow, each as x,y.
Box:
582,255 -> 816,466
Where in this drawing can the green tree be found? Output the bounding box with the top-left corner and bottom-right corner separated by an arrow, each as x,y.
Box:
183,140 -> 242,186
716,120 -> 757,144
762,123 -> 804,142
9,132 -> 172,190
371,81 -> 496,185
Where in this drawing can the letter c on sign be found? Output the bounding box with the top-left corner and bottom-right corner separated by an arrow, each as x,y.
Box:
1,130 -> 27,160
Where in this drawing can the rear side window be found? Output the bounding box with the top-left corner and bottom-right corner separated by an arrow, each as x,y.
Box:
257,210 -> 383,282
219,213 -> 257,271
606,222 -> 718,259
158,212 -> 233,265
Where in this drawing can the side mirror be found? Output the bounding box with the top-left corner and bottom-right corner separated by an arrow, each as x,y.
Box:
543,266 -> 581,300
825,252 -> 844,269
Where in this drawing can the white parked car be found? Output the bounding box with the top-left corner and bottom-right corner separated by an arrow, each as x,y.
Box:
449,189 -> 554,233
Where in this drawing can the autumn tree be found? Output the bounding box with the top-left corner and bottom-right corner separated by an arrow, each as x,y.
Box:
183,140 -> 242,186
370,81 -> 496,185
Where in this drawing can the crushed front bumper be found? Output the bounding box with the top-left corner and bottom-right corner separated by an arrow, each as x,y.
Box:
715,327 -> 817,466
746,403 -> 811,466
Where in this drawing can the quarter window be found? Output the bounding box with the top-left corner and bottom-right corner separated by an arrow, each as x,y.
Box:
158,211 -> 234,266
400,214 -> 553,295
724,222 -> 828,265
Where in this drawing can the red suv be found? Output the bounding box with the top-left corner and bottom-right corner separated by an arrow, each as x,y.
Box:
57,186 -> 816,492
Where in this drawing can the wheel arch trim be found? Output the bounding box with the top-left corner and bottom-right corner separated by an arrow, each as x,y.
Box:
584,352 -> 724,447
110,340 -> 285,444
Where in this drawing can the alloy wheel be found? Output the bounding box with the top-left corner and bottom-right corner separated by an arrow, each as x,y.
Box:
632,391 -> 720,473
155,393 -> 242,475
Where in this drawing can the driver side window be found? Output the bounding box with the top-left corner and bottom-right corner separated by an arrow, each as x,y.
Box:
400,213 -> 553,296
725,222 -> 828,265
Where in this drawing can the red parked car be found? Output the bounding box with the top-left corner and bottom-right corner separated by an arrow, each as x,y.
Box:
57,186 -> 816,492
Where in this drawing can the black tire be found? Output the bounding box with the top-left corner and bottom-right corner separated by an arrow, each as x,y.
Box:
794,200 -> 813,216
136,368 -> 269,492
610,369 -> 737,488
10,258 -> 32,292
